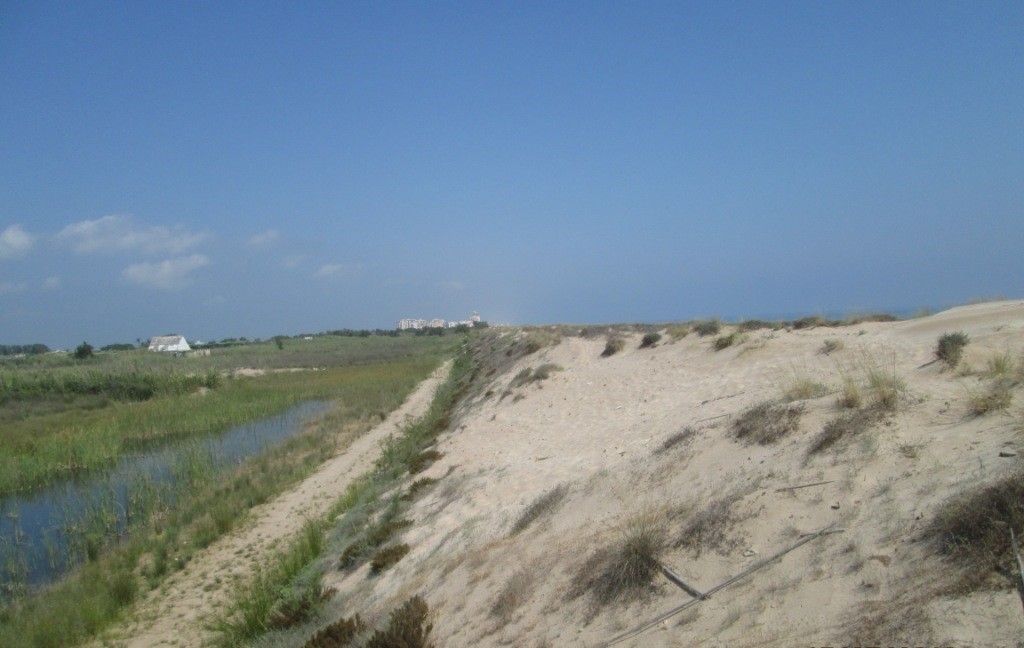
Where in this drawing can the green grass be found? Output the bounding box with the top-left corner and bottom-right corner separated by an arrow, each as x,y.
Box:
0,337 -> 456,648
0,336 -> 455,495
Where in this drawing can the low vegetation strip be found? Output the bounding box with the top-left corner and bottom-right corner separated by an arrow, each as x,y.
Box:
0,344 -> 452,648
210,344 -> 473,646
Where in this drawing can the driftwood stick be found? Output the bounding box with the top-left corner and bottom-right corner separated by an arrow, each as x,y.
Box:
658,562 -> 707,600
1010,528 -> 1024,615
694,412 -> 730,424
603,523 -> 839,647
774,477 -> 831,493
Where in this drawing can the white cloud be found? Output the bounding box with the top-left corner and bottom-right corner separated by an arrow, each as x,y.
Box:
246,229 -> 279,247
282,254 -> 306,269
57,215 -> 209,255
0,225 -> 34,259
42,276 -> 61,290
314,262 -> 363,279
0,280 -> 27,294
122,254 -> 210,290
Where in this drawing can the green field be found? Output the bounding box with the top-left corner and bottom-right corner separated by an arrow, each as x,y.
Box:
0,334 -> 460,647
0,335 -> 458,495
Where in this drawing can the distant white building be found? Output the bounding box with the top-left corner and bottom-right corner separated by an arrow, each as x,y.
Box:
148,335 -> 191,353
397,312 -> 482,330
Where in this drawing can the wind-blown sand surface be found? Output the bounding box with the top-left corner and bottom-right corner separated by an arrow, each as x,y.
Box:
101,361 -> 453,648
313,301 -> 1024,647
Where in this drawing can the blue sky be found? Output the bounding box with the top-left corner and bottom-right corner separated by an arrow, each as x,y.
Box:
2,2 -> 1022,347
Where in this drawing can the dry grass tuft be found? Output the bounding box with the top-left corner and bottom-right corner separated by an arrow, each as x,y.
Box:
569,517 -> 666,608
654,427 -> 696,455
364,595 -> 435,648
806,409 -> 879,457
370,543 -> 410,574
489,568 -> 534,625
639,332 -> 661,349
819,339 -> 843,355
928,470 -> 1024,594
674,496 -> 739,555
836,376 -> 863,409
601,337 -> 625,358
408,449 -> 443,474
510,485 -> 569,535
403,477 -> 439,501
732,401 -> 804,445
783,376 -> 829,401
864,358 -> 905,411
967,380 -> 1013,416
304,614 -> 366,647
936,331 -> 969,368
666,325 -> 690,341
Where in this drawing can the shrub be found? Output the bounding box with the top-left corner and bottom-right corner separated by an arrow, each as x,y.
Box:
570,518 -> 665,607
713,332 -> 741,351
694,320 -> 720,337
820,339 -> 843,355
806,409 -> 878,456
732,401 -> 803,445
936,332 -> 969,368
370,544 -> 410,574
74,342 -> 94,360
601,337 -> 625,357
304,615 -> 366,648
928,470 -> 1024,593
363,596 -> 434,648
639,333 -> 661,349
510,364 -> 562,387
511,485 -> 569,535
403,477 -> 438,501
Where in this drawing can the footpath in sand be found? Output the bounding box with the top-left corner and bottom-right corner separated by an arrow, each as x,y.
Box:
103,360 -> 452,648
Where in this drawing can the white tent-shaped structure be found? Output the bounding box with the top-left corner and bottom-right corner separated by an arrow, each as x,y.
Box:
147,335 -> 191,353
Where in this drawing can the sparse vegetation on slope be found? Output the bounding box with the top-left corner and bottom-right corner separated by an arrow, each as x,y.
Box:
694,320 -> 720,337
639,333 -> 661,348
510,484 -> 569,535
806,409 -> 879,456
732,401 -> 804,445
674,496 -> 740,555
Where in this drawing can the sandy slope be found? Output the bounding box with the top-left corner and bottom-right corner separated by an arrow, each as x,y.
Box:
317,301 -> 1024,647
100,360 -> 452,648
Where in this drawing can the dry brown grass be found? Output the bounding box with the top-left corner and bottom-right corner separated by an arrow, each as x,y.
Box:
654,427 -> 696,455
806,409 -> 879,457
489,568 -> 534,625
364,596 -> 434,648
819,339 -> 843,355
303,614 -> 366,647
732,401 -> 804,445
693,320 -> 720,337
569,517 -> 666,609
674,495 -> 739,555
928,469 -> 1024,594
510,485 -> 569,535
666,325 -> 690,341
370,544 -> 410,574
783,376 -> 829,401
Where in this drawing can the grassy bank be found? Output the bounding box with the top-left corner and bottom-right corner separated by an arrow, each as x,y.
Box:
209,339 -> 475,646
0,338 -> 457,648
0,336 -> 455,495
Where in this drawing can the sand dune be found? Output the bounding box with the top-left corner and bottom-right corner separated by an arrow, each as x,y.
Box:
320,301 -> 1024,646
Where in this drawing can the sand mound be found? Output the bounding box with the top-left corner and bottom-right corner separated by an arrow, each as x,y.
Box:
318,302 -> 1024,647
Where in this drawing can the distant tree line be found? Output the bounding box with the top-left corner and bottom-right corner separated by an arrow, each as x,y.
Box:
0,343 -> 50,356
